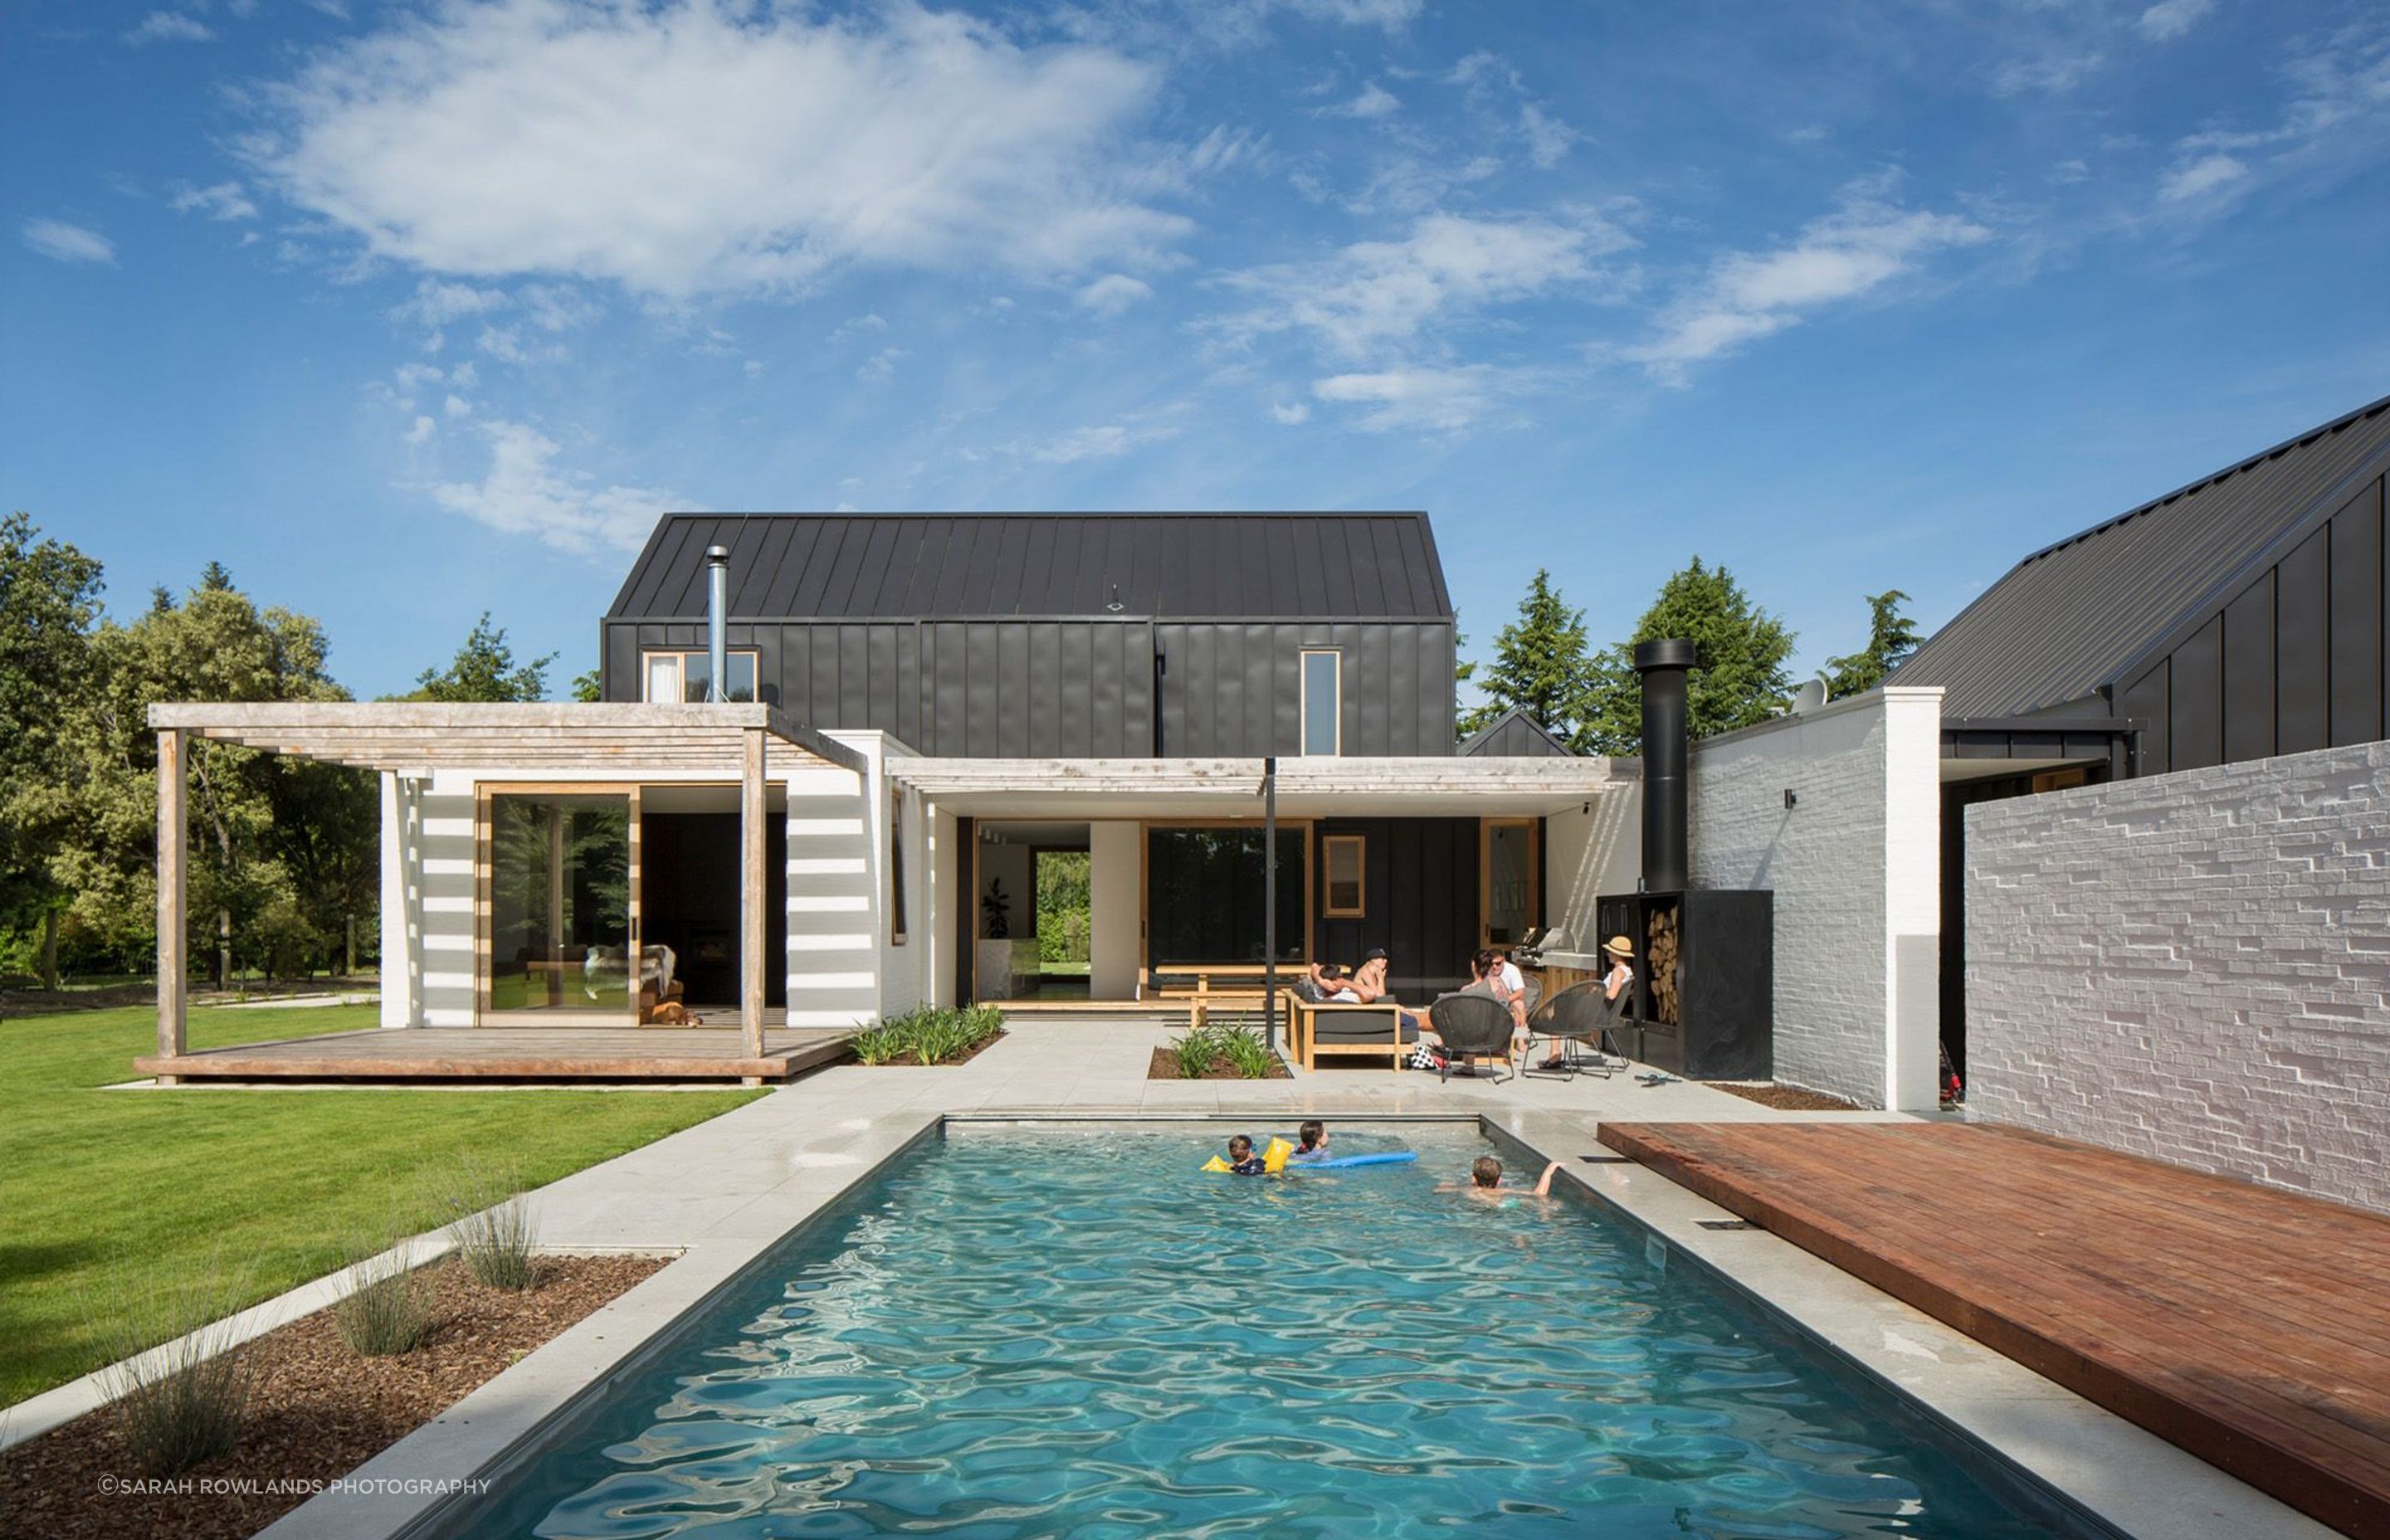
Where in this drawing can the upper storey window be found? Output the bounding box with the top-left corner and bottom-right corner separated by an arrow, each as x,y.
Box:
1300,650 -> 1341,755
642,650 -> 758,703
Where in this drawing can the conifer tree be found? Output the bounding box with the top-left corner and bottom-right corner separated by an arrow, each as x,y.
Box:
1819,589 -> 1921,699
1457,570 -> 1601,750
1583,558 -> 1795,753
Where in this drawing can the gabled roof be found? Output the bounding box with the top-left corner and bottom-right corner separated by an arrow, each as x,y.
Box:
1457,706 -> 1577,758
606,514 -> 1454,622
1897,393 -> 2390,719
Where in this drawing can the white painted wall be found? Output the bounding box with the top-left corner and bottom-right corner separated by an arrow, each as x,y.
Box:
926,807 -> 959,1008
1687,686 -> 1943,1109
1088,821 -> 1143,998
789,733 -> 884,1029
1543,782 -> 1641,960
1966,740 -> 2390,1216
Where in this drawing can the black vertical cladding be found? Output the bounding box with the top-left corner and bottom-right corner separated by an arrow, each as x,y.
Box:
2275,528 -> 2331,756
2222,578 -> 2277,765
1313,819 -> 1477,998
2330,489 -> 2383,747
1634,640 -> 1696,894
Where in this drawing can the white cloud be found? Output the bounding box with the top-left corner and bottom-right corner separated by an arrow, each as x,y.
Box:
1311,367 -> 1495,431
168,181 -> 258,221
520,283 -> 598,332
1076,273 -> 1154,317
20,218 -> 117,265
828,312 -> 888,343
2139,0 -> 2214,42
1993,52 -> 2104,96
1282,0 -> 1418,24
744,358 -> 766,379
431,420 -> 687,554
1519,105 -> 1576,169
254,0 -> 1191,299
856,347 -> 909,383
448,360 -> 478,389
391,279 -> 510,328
402,414 -> 436,446
124,11 -> 213,45
2158,152 -> 2249,201
1624,189 -> 1989,383
1217,212 -> 1628,358
1332,82 -> 1400,119
1269,402 -> 1311,425
443,393 -> 471,417
1006,422 -> 1181,463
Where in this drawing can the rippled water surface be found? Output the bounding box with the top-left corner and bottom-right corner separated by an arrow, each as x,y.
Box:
467,1128 -> 2091,1538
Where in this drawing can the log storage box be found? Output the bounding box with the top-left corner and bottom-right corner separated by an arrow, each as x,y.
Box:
1596,889 -> 1773,1079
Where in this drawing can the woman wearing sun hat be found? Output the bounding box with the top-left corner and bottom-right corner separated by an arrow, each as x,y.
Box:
1600,934 -> 1636,1006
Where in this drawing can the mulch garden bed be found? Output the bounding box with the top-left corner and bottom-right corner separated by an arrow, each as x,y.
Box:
1710,1081 -> 1861,1111
0,1254 -> 665,1540
859,1030 -> 1007,1067
1147,1047 -> 1295,1080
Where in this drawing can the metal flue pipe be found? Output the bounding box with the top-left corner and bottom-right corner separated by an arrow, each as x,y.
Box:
705,545 -> 730,703
1634,638 -> 1696,893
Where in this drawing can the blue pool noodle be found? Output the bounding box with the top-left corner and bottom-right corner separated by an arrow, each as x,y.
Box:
1294,1152 -> 1418,1170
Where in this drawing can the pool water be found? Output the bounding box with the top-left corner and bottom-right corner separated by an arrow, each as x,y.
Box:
461,1128 -> 2097,1539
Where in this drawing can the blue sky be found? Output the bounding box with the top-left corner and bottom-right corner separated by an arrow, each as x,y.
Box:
6,0 -> 2388,701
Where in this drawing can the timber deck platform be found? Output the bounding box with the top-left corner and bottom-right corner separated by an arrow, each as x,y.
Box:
134,1025 -> 854,1083
1599,1120 -> 2390,1538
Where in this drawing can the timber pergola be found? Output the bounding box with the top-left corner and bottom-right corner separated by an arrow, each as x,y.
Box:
144,702 -> 860,1080
886,753 -> 1632,818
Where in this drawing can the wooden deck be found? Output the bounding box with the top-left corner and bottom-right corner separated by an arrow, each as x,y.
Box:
1599,1121 -> 2390,1538
134,1026 -> 854,1083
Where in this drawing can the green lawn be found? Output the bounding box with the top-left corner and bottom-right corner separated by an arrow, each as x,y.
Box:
0,1003 -> 763,1405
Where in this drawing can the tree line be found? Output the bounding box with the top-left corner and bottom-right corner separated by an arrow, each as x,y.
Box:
0,512 -> 565,990
1456,558 -> 1922,753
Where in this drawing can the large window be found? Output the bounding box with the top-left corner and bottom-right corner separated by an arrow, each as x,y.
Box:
642,650 -> 758,704
1481,818 -> 1539,947
1300,650 -> 1341,755
484,791 -> 634,1021
1145,826 -> 1307,967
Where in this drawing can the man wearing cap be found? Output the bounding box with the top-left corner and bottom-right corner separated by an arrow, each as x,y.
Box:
1347,949 -> 1426,1034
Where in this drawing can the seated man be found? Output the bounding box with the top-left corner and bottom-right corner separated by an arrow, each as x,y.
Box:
1349,948 -> 1427,1036
1303,962 -> 1364,1002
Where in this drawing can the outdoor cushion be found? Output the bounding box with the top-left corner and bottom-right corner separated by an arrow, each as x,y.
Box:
1309,1012 -> 1419,1045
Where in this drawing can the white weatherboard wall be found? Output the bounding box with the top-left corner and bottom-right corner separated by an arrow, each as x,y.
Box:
1967,740 -> 2390,1215
1688,687 -> 1943,1109
1088,821 -> 1142,998
788,733 -> 883,1029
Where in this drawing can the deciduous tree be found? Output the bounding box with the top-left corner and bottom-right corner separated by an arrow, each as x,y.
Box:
0,512 -> 105,986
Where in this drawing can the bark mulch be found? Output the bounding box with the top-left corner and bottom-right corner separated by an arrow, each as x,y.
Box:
1710,1081 -> 1861,1111
0,1254 -> 665,1540
1147,1047 -> 1295,1080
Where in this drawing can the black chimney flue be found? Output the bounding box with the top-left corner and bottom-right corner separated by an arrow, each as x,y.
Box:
1635,638 -> 1695,893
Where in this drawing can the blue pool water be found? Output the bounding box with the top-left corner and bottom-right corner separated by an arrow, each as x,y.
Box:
458,1128 -> 2097,1538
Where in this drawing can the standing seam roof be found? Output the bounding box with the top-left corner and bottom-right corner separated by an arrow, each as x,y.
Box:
1895,394 -> 2390,718
605,514 -> 1456,621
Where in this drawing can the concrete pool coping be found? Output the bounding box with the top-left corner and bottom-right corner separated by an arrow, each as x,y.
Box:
251,1111 -> 2332,1540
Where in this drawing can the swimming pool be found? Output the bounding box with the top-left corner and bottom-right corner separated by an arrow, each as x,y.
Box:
447,1126 -> 2101,1538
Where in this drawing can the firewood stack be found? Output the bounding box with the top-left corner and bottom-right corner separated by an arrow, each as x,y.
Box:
1646,904 -> 1682,1025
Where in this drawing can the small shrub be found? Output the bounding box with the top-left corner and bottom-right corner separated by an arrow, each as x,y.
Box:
334,1246 -> 432,1357
1169,1023 -> 1222,1079
851,1006 -> 1005,1066
446,1161 -> 539,1291
849,1021 -> 907,1065
86,1264 -> 255,1475
1217,1025 -> 1275,1079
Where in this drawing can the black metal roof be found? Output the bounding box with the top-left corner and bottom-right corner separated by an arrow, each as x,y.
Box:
606,514 -> 1454,621
1457,707 -> 1576,758
1896,393 -> 2390,718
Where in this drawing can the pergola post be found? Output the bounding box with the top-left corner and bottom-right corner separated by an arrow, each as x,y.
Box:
155,728 -> 187,1079
741,726 -> 768,1065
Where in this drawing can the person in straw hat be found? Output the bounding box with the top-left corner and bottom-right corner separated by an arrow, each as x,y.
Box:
1600,935 -> 1636,1006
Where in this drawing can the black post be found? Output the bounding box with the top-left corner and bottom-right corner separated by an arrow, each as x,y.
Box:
1262,755 -> 1278,1057
1634,639 -> 1696,894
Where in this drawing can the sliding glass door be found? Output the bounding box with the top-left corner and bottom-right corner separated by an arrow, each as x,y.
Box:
1144,825 -> 1308,968
482,790 -> 636,1024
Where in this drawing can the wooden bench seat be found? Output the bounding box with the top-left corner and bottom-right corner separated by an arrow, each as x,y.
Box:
1279,991 -> 1414,1074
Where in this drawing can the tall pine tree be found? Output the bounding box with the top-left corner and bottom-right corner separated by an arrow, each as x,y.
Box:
1583,558 -> 1795,753
1457,569 -> 1601,750
406,612 -> 554,702
1819,589 -> 1921,699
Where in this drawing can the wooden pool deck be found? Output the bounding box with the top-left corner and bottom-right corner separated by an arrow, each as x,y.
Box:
1598,1120 -> 2390,1538
134,1025 -> 855,1084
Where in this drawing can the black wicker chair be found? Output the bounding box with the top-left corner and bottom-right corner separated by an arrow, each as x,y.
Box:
1427,992 -> 1514,1083
1521,980 -> 1627,1079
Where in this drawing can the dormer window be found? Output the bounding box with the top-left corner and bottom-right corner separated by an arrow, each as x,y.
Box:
642,650 -> 758,703
1300,650 -> 1341,755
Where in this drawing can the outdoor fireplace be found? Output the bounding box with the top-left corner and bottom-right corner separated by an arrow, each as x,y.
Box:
1597,639 -> 1773,1079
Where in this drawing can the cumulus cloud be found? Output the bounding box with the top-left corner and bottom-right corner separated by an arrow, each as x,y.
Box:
1623,188 -> 1989,383
1992,52 -> 2104,96
124,11 -> 213,45
432,420 -> 688,554
1217,212 -> 1629,358
168,182 -> 258,221
20,218 -> 117,265
402,414 -> 436,446
1331,82 -> 1400,119
856,347 -> 909,383
1005,422 -> 1181,463
252,0 -> 1190,299
2139,0 -> 2214,41
1076,273 -> 1154,316
1311,367 -> 1496,431
392,279 -> 509,328
2158,152 -> 2248,201
1269,402 -> 1311,424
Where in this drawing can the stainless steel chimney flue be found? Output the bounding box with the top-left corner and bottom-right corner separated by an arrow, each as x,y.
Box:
705,545 -> 730,704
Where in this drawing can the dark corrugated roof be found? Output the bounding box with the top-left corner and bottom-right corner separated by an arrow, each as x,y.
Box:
605,514 -> 1453,621
1896,394 -> 2390,718
1458,707 -> 1576,758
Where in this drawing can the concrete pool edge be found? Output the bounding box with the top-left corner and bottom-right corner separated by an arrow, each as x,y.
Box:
255,1110 -> 2333,1540
1475,1114 -> 2336,1540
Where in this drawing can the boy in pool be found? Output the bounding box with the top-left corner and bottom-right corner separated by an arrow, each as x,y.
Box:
1224,1133 -> 1268,1176
1442,1155 -> 1563,1205
1288,1119 -> 1330,1162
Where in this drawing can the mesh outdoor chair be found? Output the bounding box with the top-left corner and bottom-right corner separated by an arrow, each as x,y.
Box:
1522,981 -> 1627,1079
1427,992 -> 1514,1083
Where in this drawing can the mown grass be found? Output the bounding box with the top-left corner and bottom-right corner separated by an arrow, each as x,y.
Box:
0,1003 -> 762,1404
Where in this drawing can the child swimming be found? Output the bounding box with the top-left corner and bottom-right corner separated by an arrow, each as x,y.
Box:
1287,1119 -> 1330,1162
1441,1155 -> 1563,1205
1223,1133 -> 1268,1176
